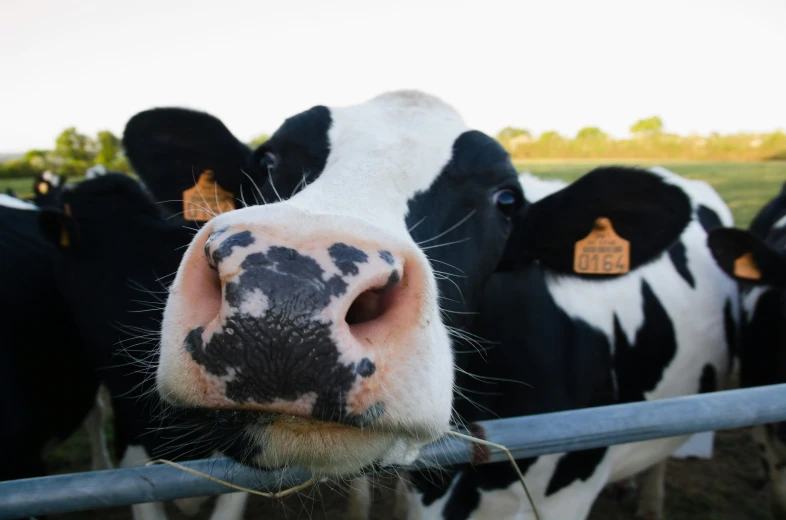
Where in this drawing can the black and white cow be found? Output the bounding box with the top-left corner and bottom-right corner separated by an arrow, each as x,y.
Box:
38,173 -> 255,520
122,91 -> 721,513
0,197 -> 110,485
391,166 -> 739,520
708,181 -> 786,520
32,170 -> 67,208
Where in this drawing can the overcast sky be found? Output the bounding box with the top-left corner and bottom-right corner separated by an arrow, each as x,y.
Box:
1,0 -> 784,153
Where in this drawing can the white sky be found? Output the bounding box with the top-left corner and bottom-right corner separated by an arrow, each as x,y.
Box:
1,0 -> 784,153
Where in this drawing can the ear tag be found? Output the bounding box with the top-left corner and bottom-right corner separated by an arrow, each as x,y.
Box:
38,182 -> 49,195
182,170 -> 236,222
733,252 -> 761,280
59,222 -> 70,248
574,217 -> 630,275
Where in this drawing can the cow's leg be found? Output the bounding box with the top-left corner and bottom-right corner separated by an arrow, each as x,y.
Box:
119,445 -> 168,520
173,496 -> 210,516
85,389 -> 112,471
393,475 -> 409,520
635,460 -> 667,520
207,492 -> 249,520
347,476 -> 372,520
603,477 -> 637,502
753,424 -> 786,520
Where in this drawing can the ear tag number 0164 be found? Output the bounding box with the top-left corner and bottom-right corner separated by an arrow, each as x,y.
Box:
573,217 -> 630,275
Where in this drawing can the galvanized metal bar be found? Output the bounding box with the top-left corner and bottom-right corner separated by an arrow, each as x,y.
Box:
2,384 -> 786,519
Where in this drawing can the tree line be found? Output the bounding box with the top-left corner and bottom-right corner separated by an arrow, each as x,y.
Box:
1,118 -> 784,180
0,129 -> 270,179
496,117 -> 786,161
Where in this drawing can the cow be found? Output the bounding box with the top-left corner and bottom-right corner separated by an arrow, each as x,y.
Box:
385,166 -> 739,520
708,181 -> 786,520
0,197 -> 110,487
105,90 -> 711,517
31,170 -> 67,208
37,173 -> 253,520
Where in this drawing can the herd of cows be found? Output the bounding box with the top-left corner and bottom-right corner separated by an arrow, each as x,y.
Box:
1,90 -> 785,520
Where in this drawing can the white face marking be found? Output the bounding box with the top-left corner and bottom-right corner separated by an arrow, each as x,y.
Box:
288,91 -> 470,238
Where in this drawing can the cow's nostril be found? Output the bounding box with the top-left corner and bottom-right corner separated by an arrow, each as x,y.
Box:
346,290 -> 386,325
345,270 -> 401,327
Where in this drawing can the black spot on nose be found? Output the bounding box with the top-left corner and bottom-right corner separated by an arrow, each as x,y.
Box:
378,250 -> 395,265
211,231 -> 255,265
372,270 -> 400,294
329,243 -> 368,275
356,358 -> 376,377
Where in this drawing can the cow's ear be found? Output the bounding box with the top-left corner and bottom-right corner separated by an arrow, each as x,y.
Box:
501,167 -> 693,275
38,209 -> 79,251
708,228 -> 786,288
122,108 -> 256,216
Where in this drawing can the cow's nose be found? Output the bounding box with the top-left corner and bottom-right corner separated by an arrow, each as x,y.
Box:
164,219 -> 426,426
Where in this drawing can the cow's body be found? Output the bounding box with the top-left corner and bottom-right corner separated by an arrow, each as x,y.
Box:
404,167 -> 738,520
0,200 -> 107,483
37,174 -> 250,520
710,181 -> 786,519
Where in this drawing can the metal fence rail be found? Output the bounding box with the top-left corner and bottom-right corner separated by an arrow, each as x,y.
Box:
3,384 -> 786,519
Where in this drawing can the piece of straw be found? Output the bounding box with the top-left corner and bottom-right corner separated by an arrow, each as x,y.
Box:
146,459 -> 317,498
446,430 -> 541,520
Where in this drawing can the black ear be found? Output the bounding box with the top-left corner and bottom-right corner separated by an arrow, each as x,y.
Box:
38,209 -> 79,251
708,228 -> 786,288
122,108 -> 258,217
502,167 -> 693,275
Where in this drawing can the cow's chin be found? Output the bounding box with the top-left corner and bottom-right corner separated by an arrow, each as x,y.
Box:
231,414 -> 431,477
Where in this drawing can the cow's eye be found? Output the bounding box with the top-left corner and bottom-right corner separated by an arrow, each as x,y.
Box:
259,151 -> 278,171
493,189 -> 519,217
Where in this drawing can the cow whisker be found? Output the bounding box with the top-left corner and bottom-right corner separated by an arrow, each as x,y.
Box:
417,210 -> 477,246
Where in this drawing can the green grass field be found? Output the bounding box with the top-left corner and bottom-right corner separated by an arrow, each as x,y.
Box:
0,177 -> 36,198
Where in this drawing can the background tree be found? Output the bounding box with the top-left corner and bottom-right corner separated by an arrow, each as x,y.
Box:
54,127 -> 96,176
95,131 -> 120,165
575,127 -> 608,140
630,116 -> 664,137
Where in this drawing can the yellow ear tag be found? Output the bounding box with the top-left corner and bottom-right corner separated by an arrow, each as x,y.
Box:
38,182 -> 49,195
59,222 -> 70,248
574,217 -> 630,275
733,252 -> 761,280
182,170 -> 236,222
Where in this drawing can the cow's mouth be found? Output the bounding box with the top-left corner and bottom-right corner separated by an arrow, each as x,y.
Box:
176,407 -> 424,476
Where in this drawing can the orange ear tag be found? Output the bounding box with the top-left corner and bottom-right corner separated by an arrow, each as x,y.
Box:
733,252 -> 761,280
59,222 -> 70,248
573,217 -> 630,275
182,170 -> 236,222
37,182 -> 49,195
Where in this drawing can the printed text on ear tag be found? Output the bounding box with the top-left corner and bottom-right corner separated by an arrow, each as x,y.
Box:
733,252 -> 761,280
182,170 -> 236,222
573,217 -> 630,275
